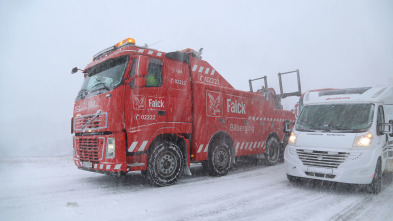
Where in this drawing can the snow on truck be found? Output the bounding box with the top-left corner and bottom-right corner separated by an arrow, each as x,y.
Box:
285,87 -> 393,193
71,38 -> 299,186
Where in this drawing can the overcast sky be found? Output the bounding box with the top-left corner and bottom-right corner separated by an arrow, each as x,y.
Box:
0,0 -> 392,156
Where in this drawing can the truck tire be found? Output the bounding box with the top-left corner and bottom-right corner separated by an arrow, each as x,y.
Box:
264,136 -> 280,166
206,142 -> 232,176
367,158 -> 382,194
146,141 -> 184,187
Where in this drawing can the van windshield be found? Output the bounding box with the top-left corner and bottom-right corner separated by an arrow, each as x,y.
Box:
76,56 -> 129,100
296,104 -> 374,133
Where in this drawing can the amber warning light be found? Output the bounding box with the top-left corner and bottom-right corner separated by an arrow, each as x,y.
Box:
115,38 -> 136,48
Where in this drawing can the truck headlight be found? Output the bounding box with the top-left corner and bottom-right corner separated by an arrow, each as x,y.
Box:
353,133 -> 373,147
288,132 -> 298,145
106,138 -> 115,158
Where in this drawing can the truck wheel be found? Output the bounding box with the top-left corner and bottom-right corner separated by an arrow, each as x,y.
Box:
368,159 -> 382,194
206,142 -> 232,176
264,137 -> 280,166
147,141 -> 184,187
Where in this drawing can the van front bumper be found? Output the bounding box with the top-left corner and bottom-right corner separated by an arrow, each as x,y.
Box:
284,145 -> 379,184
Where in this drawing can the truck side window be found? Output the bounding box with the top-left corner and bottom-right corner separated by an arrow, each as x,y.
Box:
377,105 -> 385,135
145,59 -> 163,87
129,58 -> 137,79
127,58 -> 137,87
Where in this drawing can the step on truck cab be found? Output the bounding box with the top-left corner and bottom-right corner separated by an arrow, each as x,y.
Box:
71,38 -> 299,186
284,87 -> 393,193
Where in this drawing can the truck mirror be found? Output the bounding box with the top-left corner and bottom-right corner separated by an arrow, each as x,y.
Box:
71,67 -> 79,74
134,77 -> 146,88
136,56 -> 149,77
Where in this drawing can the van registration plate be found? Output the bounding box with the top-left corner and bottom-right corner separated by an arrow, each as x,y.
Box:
307,167 -> 333,175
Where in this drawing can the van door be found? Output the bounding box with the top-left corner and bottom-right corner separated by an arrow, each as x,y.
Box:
384,105 -> 393,159
376,106 -> 388,160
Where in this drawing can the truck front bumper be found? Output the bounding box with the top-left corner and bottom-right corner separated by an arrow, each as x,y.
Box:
73,132 -> 128,173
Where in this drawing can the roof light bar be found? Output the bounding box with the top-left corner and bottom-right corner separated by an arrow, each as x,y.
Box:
92,38 -> 136,61
115,38 -> 136,48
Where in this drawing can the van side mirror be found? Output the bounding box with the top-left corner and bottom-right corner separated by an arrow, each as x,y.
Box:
134,77 -> 146,88
283,120 -> 295,133
136,56 -> 149,77
379,120 -> 393,135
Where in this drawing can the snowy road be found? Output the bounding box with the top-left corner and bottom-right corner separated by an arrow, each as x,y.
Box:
0,156 -> 392,221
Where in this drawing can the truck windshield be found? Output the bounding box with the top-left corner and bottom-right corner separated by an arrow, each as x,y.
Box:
296,104 -> 374,133
77,56 -> 129,100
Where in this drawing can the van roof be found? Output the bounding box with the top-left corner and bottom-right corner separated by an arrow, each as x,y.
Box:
303,86 -> 393,105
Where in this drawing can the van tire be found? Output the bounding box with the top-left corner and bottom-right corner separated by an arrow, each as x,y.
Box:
146,141 -> 184,187
367,158 -> 382,194
264,137 -> 280,166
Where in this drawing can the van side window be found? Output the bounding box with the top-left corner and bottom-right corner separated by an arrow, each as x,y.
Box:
145,59 -> 163,87
377,106 -> 385,135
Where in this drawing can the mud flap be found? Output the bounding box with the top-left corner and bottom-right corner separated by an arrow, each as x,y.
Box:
183,166 -> 192,176
178,134 -> 192,176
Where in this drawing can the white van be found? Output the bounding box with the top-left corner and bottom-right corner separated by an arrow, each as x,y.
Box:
284,87 -> 393,193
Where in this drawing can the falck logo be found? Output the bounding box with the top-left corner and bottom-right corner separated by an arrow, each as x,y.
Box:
133,95 -> 146,110
206,91 -> 223,117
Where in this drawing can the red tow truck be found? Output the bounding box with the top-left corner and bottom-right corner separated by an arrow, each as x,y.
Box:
71,38 -> 300,186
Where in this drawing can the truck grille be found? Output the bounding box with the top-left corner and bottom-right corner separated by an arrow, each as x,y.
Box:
296,149 -> 349,169
74,113 -> 107,131
76,137 -> 105,163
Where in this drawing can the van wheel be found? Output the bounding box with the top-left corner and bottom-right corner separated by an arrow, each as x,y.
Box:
264,137 -> 280,166
206,142 -> 232,176
367,158 -> 382,194
147,141 -> 184,187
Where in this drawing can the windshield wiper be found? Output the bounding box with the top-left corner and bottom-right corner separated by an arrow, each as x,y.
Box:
296,122 -> 317,132
329,126 -> 367,133
90,82 -> 110,91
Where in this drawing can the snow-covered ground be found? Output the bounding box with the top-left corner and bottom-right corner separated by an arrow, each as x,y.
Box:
0,156 -> 392,221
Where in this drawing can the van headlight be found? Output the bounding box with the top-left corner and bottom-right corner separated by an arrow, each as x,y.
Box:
106,138 -> 115,158
288,132 -> 298,145
353,133 -> 373,147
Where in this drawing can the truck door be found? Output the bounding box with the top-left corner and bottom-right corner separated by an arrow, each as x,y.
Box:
124,56 -> 167,129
